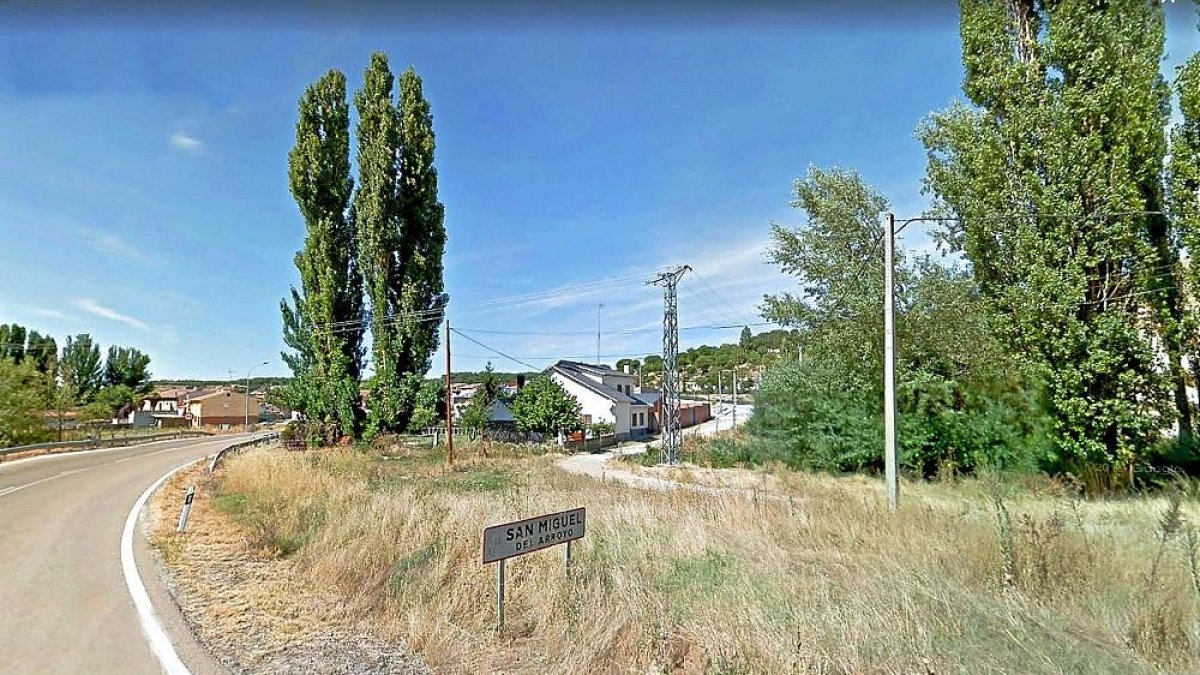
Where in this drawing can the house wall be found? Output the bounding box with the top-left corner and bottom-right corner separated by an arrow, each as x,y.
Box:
599,373 -> 636,396
128,410 -> 157,428
630,405 -> 650,433
648,401 -> 712,430
550,371 -> 623,430
189,392 -> 259,428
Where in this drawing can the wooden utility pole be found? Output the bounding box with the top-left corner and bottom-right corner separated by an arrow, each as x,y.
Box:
445,319 -> 454,468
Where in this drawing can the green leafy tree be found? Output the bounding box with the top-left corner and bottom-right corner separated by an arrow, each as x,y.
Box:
510,377 -> 582,435
920,0 -> 1181,469
92,385 -> 135,417
478,362 -> 501,403
281,69 -> 365,443
757,167 -> 1049,474
103,346 -> 152,393
460,396 -> 492,437
0,324 -> 26,363
1169,27 -> 1200,414
355,53 -> 448,437
406,379 -> 445,433
60,334 -> 102,404
24,331 -> 57,375
739,326 -> 752,348
615,358 -> 641,375
0,357 -> 51,446
459,362 -> 503,436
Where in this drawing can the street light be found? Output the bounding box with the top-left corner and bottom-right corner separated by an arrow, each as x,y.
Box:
244,361 -> 269,429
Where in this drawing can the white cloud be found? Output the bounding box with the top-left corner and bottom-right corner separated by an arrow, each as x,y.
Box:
30,307 -> 74,321
447,229 -> 794,370
74,298 -> 149,331
79,229 -> 155,266
169,132 -> 203,153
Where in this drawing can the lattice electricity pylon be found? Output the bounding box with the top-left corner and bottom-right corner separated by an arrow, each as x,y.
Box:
648,265 -> 690,465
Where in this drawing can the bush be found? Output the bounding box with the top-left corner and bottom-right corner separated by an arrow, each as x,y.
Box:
683,432 -> 771,468
588,420 -> 615,438
748,359 -> 1054,476
748,360 -> 882,472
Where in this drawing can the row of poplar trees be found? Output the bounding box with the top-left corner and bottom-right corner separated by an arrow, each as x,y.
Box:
921,0 -> 1200,470
281,53 -> 446,443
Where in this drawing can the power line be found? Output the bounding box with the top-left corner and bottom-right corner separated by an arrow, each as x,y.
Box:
448,328 -> 542,371
691,269 -> 758,327
453,321 -> 779,337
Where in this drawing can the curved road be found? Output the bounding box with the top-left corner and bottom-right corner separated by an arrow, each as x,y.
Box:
0,434 -> 247,675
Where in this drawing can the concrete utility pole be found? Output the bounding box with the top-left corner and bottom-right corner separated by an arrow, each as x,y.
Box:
716,370 -> 722,431
874,208 -> 1166,511
244,361 -> 268,429
649,265 -> 691,465
724,367 -> 734,425
445,320 -> 454,468
883,212 -> 899,510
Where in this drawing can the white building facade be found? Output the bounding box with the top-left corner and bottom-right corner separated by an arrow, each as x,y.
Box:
546,361 -> 652,439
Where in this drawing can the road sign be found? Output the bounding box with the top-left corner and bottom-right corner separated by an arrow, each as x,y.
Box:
482,507 -> 586,564
482,507 -> 586,629
184,412 -> 194,421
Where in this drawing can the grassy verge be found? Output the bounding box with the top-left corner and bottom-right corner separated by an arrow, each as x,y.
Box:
209,440 -> 1200,674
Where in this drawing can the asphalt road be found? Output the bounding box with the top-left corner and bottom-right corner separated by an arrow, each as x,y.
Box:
0,434 -> 247,675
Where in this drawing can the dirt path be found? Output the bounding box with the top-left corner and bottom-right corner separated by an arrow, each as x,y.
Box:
555,404 -> 756,496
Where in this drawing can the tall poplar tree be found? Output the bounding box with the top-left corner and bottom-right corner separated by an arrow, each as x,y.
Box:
1170,27 -> 1200,414
60,334 -> 102,404
921,0 -> 1186,470
282,69 -> 365,442
24,331 -> 57,375
354,53 -> 447,436
103,346 -> 152,393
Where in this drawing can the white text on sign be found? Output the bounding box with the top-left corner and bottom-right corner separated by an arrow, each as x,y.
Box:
482,507 -> 586,564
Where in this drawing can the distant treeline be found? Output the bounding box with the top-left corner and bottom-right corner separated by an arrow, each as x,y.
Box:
151,377 -> 294,391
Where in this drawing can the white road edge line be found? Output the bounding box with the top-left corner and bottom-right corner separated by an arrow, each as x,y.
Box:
121,457 -> 207,675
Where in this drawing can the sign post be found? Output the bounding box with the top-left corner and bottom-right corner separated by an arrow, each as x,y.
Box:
482,507 -> 586,629
496,559 -> 506,627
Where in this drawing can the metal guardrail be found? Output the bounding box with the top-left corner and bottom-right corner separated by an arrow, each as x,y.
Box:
207,432 -> 281,474
0,430 -> 214,462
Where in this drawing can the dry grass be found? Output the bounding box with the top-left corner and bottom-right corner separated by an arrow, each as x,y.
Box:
201,442 -> 1200,674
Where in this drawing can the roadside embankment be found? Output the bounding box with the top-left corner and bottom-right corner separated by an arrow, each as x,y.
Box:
148,439 -> 1199,674
148,451 -> 430,675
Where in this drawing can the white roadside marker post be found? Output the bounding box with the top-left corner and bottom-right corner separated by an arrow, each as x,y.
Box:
176,485 -> 195,533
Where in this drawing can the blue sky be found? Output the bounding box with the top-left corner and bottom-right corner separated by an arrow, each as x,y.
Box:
1,3 -> 1197,380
